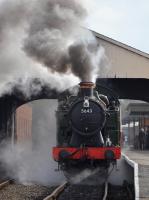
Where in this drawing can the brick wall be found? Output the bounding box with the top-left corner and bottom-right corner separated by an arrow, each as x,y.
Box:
16,104 -> 32,144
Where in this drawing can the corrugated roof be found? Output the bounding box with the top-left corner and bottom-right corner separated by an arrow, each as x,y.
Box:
93,30 -> 149,59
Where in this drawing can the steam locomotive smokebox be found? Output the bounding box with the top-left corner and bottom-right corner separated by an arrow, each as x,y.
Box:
70,82 -> 106,139
79,82 -> 94,97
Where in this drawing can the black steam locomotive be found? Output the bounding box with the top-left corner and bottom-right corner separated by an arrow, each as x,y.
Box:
53,82 -> 121,172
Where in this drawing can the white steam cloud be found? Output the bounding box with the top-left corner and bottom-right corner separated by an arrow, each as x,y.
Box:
0,0 -> 107,97
0,100 -> 65,185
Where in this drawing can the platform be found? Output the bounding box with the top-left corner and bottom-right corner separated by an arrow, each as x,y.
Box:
123,148 -> 149,200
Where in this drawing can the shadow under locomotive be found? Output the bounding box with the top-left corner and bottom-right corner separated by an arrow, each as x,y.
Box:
52,81 -> 121,177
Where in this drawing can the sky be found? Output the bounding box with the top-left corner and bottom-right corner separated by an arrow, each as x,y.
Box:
86,0 -> 149,54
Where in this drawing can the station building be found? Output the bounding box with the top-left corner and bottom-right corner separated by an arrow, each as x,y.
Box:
94,31 -> 149,78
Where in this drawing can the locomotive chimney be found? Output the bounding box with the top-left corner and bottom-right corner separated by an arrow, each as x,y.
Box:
79,82 -> 95,97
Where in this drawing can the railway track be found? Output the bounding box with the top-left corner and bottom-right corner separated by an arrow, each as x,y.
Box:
0,179 -> 134,200
0,179 -> 109,200
43,181 -> 108,200
44,180 -> 134,200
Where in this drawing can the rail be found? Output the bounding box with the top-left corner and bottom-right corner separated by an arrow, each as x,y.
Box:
102,181 -> 108,200
43,181 -> 68,200
0,180 -> 11,190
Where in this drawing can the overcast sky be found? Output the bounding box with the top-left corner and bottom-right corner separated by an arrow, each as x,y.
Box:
86,0 -> 149,54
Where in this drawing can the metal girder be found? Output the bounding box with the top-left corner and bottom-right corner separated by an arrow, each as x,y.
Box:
96,78 -> 149,102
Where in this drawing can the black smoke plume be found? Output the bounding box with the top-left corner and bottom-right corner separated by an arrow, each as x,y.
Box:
23,0 -> 104,82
